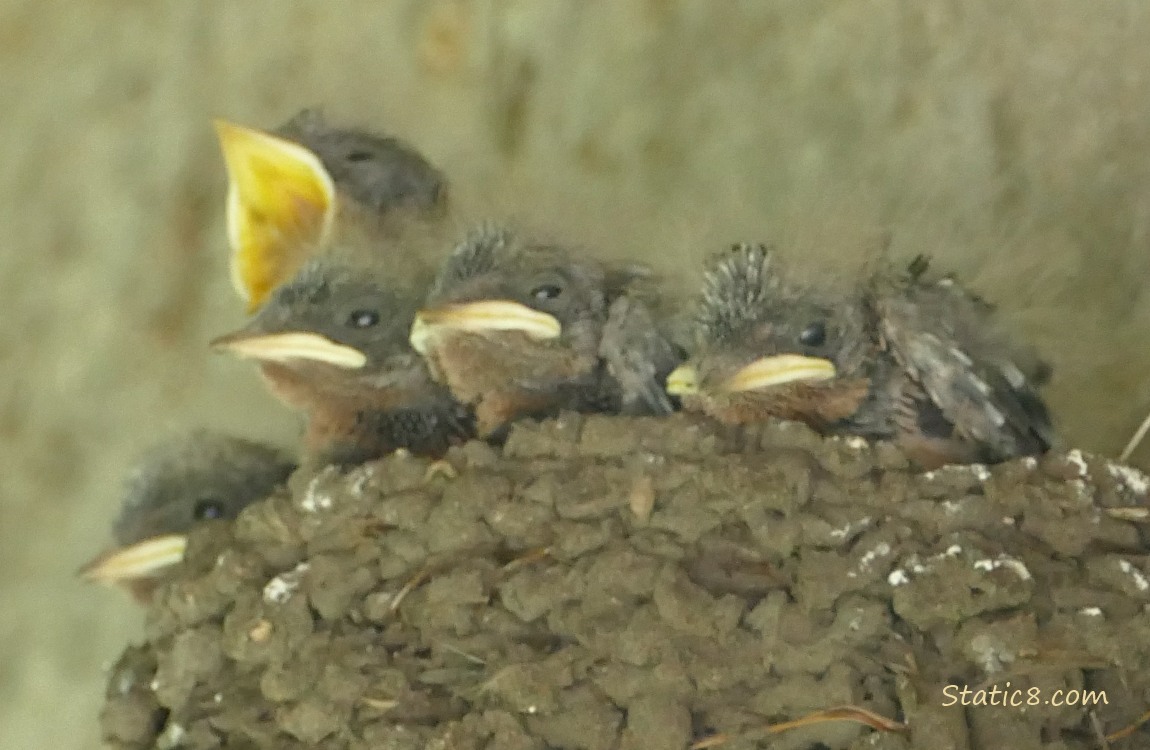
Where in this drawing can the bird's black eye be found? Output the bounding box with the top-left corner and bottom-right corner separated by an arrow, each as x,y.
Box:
799,322 -> 827,347
531,284 -> 563,301
347,309 -> 380,328
345,150 -> 374,162
193,499 -> 225,521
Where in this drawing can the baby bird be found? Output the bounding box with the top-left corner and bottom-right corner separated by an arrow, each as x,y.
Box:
215,108 -> 447,312
409,224 -> 683,437
79,432 -> 295,601
212,110 -> 470,464
666,243 -> 1055,469
212,257 -> 473,465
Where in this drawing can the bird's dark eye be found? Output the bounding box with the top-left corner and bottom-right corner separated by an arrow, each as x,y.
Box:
799,322 -> 827,347
531,284 -> 563,301
193,499 -> 225,521
345,150 -> 374,162
347,309 -> 380,328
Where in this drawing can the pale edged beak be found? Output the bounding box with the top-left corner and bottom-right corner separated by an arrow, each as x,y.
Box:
664,364 -> 700,396
211,330 -> 368,369
722,354 -> 837,393
409,300 -> 562,355
213,119 -> 337,312
79,534 -> 189,584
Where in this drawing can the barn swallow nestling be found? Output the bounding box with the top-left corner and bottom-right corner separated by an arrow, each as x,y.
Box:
215,108 -> 448,312
79,432 -> 295,601
408,224 -> 684,437
210,258 -> 474,465
665,243 -> 1055,469
213,109 -> 470,464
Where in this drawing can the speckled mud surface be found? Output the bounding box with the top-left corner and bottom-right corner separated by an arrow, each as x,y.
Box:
100,416 -> 1150,749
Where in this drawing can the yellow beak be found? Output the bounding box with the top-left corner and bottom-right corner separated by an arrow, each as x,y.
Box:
664,364 -> 699,396
409,301 -> 562,355
214,119 -> 336,312
79,534 -> 189,584
211,331 -> 368,369
722,354 -> 837,392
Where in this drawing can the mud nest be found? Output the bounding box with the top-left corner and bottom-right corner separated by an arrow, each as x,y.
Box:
100,414 -> 1150,749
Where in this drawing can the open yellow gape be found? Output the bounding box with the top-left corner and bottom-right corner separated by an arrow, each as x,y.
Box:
215,120 -> 337,312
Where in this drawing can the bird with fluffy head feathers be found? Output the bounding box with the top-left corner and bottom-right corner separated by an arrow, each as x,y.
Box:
410,223 -> 684,437
668,242 -> 1055,468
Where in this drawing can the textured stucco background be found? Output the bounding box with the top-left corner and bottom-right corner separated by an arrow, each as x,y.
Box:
3,2 -> 1149,746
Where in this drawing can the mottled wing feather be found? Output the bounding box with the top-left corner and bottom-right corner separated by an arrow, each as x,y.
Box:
878,287 -> 1054,460
599,296 -> 684,415
923,274 -> 1052,387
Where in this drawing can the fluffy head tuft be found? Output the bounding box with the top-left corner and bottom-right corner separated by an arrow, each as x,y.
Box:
696,243 -> 780,344
429,223 -> 516,298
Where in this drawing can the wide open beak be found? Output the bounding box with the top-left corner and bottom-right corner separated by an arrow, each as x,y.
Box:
210,330 -> 368,369
409,300 -> 562,355
214,119 -> 336,312
78,534 -> 189,584
721,354 -> 837,392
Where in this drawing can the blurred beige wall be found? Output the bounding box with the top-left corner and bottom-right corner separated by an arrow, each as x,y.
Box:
3,1 -> 1150,746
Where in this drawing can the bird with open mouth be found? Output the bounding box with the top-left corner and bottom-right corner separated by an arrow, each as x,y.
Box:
214,108 -> 448,313
79,432 -> 295,602
666,243 -> 1055,469
212,109 -> 471,464
409,224 -> 684,438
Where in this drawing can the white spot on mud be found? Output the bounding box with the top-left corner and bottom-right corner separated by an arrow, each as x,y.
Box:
1108,462 -> 1150,495
1069,479 -> 1093,504
973,555 -> 1032,581
1118,559 -> 1149,591
886,546 -> 964,585
847,542 -> 892,578
829,517 -> 871,540
157,723 -> 188,749
1065,449 -> 1089,478
263,562 -> 311,604
300,474 -> 333,513
349,464 -> 378,496
926,464 -> 989,482
969,633 -> 1013,674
